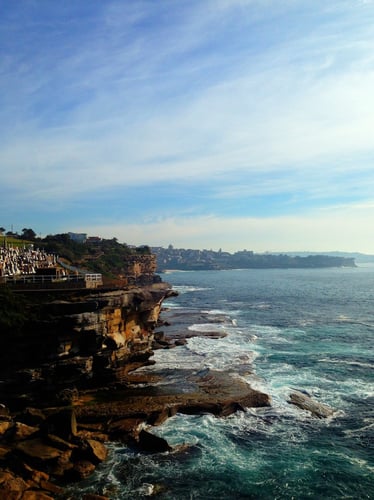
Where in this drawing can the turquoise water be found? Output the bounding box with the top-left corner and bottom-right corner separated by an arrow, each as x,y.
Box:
70,267 -> 374,499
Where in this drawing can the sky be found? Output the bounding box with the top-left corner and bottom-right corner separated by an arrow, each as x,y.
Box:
1,0 -> 374,253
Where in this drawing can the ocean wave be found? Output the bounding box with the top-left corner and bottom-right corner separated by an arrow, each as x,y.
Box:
336,315 -> 374,328
248,302 -> 272,310
318,358 -> 374,369
171,285 -> 213,294
188,323 -> 227,333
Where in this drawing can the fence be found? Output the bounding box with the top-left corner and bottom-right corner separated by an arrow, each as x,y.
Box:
1,273 -> 103,289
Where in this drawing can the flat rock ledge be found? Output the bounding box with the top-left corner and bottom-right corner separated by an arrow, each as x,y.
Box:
0,370 -> 270,498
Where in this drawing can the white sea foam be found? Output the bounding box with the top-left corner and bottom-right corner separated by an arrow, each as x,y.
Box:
201,308 -> 231,315
318,358 -> 374,369
249,302 -> 272,310
171,285 -> 213,294
188,323 -> 227,333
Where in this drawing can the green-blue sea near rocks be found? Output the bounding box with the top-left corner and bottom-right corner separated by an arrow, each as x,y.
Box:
71,267 -> 373,499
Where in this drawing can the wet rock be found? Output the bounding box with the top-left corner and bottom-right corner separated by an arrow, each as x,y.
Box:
69,460 -> 96,480
85,439 -> 108,464
136,429 -> 172,453
288,391 -> 335,418
108,417 -> 144,441
82,494 -> 110,500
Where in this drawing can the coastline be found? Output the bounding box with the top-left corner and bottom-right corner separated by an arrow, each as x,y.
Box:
0,280 -> 270,499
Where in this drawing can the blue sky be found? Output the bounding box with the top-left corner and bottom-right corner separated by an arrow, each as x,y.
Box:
1,0 -> 374,252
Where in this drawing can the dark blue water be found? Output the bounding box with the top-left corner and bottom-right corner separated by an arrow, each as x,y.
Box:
70,267 -> 374,499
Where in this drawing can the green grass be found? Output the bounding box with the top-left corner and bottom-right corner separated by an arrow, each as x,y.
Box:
1,236 -> 33,248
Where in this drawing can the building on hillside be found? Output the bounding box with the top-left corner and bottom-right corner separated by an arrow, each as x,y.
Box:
68,232 -> 87,243
87,236 -> 102,244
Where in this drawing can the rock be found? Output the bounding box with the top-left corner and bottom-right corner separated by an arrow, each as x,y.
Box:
83,494 -> 110,500
11,422 -> 39,441
69,460 -> 96,480
288,391 -> 335,418
0,444 -> 11,460
49,449 -> 73,478
15,438 -> 63,462
45,433 -> 77,451
76,429 -> 109,442
18,408 -> 46,427
18,462 -> 49,485
39,478 -> 64,495
0,420 -> 12,436
85,439 -> 108,464
136,430 -> 172,453
0,469 -> 28,499
43,408 -> 77,440
107,418 -> 144,440
147,407 -> 177,426
0,404 -> 10,418
22,491 -> 54,500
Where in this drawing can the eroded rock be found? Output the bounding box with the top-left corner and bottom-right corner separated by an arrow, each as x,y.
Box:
288,391 -> 335,418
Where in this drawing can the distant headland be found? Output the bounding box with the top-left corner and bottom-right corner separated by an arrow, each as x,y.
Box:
152,245 -> 357,271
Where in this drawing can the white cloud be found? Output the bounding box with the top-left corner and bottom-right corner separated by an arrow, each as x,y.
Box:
1,0 -> 374,256
79,201 -> 374,253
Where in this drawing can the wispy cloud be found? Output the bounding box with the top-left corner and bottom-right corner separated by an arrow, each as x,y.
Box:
80,200 -> 374,253
1,0 -> 374,250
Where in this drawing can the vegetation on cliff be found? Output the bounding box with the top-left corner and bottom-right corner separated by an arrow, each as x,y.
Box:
0,286 -> 28,333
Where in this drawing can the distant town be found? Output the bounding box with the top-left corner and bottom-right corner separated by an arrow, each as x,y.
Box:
152,245 -> 356,271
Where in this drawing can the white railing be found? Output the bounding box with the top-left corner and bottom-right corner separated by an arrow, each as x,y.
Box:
3,273 -> 102,285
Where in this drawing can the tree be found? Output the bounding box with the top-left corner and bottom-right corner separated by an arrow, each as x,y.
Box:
21,228 -> 36,240
0,227 -> 5,235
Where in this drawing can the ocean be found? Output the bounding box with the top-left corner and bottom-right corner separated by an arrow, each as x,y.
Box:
69,267 -> 374,499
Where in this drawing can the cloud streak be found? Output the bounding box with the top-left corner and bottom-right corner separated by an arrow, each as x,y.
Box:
1,0 -> 374,251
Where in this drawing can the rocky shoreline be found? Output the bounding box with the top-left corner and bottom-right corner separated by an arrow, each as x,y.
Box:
0,283 -> 271,498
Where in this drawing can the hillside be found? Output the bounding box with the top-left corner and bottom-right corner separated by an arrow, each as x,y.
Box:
152,246 -> 356,271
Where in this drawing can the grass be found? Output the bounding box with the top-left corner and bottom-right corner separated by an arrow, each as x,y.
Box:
1,236 -> 33,248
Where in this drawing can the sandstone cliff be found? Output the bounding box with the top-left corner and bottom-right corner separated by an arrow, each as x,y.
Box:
0,283 -> 176,408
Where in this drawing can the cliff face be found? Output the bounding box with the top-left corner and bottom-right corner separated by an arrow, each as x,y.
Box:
121,254 -> 158,285
0,283 -> 176,407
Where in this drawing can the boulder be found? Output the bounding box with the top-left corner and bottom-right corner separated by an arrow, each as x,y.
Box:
0,444 -> 11,460
12,422 -> 39,441
288,391 -> 335,418
85,439 -> 108,464
0,420 -> 12,436
107,418 -> 144,441
69,460 -> 96,480
18,408 -> 46,427
15,438 -> 62,462
43,408 -> 77,440
0,469 -> 28,499
0,404 -> 10,418
49,449 -> 73,478
136,430 -> 172,453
